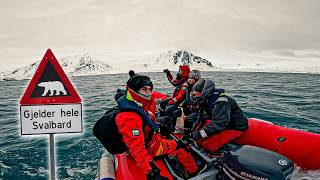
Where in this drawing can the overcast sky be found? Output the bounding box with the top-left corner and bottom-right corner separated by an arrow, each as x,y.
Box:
1,0 -> 320,71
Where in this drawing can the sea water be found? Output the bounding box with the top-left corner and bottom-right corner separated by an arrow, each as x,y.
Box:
0,71 -> 319,179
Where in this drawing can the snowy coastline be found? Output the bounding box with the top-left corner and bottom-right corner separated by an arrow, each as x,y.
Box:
0,50 -> 319,81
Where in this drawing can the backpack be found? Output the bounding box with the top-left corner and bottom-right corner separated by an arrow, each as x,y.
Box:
93,106 -> 128,154
93,96 -> 160,155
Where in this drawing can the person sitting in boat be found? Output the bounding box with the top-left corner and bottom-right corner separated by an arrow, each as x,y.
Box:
115,73 -> 199,179
114,70 -> 168,103
183,79 -> 249,154
181,69 -> 202,116
160,65 -> 190,116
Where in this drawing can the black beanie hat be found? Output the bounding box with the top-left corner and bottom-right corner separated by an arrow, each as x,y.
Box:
129,70 -> 135,77
127,75 -> 153,93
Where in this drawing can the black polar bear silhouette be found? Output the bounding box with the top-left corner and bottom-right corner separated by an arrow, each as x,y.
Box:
37,81 -> 67,96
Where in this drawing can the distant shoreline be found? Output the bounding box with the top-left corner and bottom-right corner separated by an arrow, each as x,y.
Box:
2,70 -> 319,82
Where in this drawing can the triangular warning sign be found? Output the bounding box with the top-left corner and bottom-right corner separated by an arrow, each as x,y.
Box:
20,49 -> 81,105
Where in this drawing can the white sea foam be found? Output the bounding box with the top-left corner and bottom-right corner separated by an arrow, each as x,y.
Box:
66,167 -> 75,177
0,162 -> 11,169
292,167 -> 320,179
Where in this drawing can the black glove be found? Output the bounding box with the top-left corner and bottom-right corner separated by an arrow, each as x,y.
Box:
157,116 -> 171,125
147,171 -> 168,180
163,69 -> 169,74
147,161 -> 168,180
176,138 -> 190,152
179,135 -> 191,146
114,89 -> 127,101
157,116 -> 172,136
159,124 -> 170,137
196,97 -> 207,107
172,109 -> 182,119
159,99 -> 170,110
182,131 -> 202,143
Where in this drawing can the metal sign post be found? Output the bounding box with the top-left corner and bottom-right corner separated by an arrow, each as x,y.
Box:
49,134 -> 56,180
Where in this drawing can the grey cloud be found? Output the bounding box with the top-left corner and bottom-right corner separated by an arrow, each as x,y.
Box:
0,0 -> 320,70
276,50 -> 320,59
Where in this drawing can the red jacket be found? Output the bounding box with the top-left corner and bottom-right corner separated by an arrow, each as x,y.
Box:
115,90 -> 177,174
166,65 -> 190,105
168,82 -> 189,105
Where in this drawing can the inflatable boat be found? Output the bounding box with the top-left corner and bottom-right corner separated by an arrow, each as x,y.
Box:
97,117 -> 320,180
235,118 -> 320,170
96,91 -> 320,179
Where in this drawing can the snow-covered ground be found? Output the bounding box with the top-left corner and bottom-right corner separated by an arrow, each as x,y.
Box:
217,60 -> 320,74
0,50 -> 319,81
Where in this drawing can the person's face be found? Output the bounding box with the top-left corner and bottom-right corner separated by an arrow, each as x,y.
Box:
191,90 -> 201,97
188,78 -> 196,85
138,85 -> 153,96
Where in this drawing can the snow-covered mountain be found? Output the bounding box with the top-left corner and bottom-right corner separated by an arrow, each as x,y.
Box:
2,49 -> 317,81
0,53 -> 112,81
109,50 -> 216,73
0,50 -> 216,81
59,53 -> 112,76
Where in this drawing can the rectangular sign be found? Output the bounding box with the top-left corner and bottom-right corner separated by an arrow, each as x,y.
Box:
20,104 -> 82,135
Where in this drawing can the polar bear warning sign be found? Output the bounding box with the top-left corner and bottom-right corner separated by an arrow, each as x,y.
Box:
20,49 -> 82,135
19,49 -> 82,180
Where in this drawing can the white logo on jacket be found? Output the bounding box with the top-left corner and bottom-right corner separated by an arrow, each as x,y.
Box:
132,129 -> 140,136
